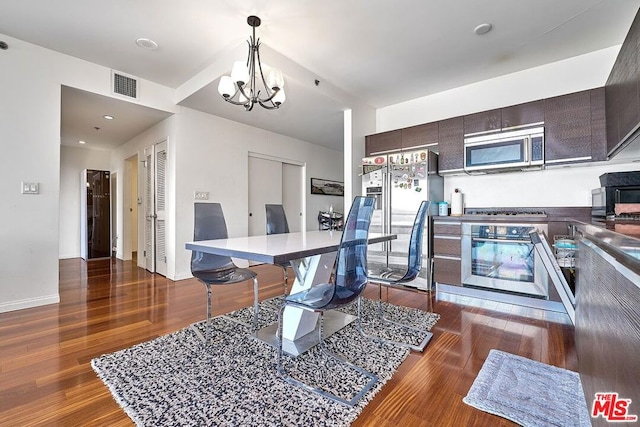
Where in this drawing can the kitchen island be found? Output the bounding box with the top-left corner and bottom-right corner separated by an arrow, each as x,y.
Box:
570,220 -> 640,426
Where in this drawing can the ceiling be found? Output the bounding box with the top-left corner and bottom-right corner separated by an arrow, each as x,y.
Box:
2,0 -> 639,152
60,86 -> 173,151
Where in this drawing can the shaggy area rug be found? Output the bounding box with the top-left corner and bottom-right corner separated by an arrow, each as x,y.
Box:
463,349 -> 591,427
92,297 -> 439,426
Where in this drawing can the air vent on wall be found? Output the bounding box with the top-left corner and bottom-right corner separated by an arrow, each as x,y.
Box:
111,70 -> 138,99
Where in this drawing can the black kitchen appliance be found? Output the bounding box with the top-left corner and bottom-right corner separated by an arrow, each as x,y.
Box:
591,171 -> 640,218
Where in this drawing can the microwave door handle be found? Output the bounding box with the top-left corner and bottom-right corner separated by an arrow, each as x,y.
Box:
524,136 -> 531,162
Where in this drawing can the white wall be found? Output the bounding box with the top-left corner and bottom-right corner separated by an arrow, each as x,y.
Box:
348,106 -> 377,200
0,33 -> 176,312
173,108 -> 345,280
443,162 -> 640,208
59,146 -> 111,258
377,47 -> 621,131
377,46 -> 640,208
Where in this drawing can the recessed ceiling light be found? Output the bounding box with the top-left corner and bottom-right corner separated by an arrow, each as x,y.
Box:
78,140 -> 86,144
136,38 -> 159,50
103,115 -> 114,120
474,23 -> 493,35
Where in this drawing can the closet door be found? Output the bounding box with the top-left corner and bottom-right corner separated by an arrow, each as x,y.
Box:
282,163 -> 303,232
142,140 -> 167,275
248,156 -> 282,237
154,141 -> 167,276
248,154 -> 305,237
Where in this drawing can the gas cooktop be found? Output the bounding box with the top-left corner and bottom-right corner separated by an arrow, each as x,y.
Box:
606,214 -> 640,221
466,210 -> 547,217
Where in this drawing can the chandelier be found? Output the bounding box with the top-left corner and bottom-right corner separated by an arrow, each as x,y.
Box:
217,16 -> 285,111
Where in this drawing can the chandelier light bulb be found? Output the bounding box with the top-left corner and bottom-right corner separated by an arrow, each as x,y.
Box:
266,67 -> 284,91
217,76 -> 235,98
230,61 -> 250,86
273,88 -> 286,105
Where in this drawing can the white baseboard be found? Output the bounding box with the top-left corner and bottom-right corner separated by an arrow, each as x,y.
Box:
0,294 -> 60,313
173,271 -> 193,281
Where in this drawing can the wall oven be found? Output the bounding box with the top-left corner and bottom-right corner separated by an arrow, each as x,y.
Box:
464,126 -> 544,172
461,223 -> 548,298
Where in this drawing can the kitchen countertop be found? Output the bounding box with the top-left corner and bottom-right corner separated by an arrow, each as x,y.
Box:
572,220 -> 640,269
433,214 -> 549,222
591,218 -> 640,239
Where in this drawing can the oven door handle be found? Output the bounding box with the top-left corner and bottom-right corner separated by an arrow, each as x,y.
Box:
472,237 -> 530,244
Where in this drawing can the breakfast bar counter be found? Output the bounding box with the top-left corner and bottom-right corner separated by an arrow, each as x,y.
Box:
568,220 -> 640,421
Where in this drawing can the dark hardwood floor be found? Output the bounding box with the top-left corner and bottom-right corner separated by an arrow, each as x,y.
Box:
0,258 -> 576,426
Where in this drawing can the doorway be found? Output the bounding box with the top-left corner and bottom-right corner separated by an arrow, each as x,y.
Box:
110,172 -> 117,257
248,153 -> 304,236
124,155 -> 139,262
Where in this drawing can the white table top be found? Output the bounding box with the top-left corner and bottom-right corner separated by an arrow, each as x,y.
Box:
185,230 -> 396,264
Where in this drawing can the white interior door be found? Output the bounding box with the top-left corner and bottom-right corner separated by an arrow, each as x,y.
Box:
155,141 -> 167,276
282,163 -> 303,232
144,147 -> 155,272
248,156 -> 282,236
143,140 -> 167,275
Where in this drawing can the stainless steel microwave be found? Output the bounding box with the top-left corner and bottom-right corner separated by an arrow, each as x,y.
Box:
464,126 -> 544,172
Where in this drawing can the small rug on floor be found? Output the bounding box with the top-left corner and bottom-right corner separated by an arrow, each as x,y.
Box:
91,297 -> 439,426
463,349 -> 591,427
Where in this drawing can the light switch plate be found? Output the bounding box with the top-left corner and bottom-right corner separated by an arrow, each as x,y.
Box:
194,191 -> 209,200
21,182 -> 39,194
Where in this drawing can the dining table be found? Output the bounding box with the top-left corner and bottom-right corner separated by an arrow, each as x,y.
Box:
185,229 -> 396,355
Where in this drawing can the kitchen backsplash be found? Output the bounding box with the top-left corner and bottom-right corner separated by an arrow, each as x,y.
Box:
443,161 -> 640,208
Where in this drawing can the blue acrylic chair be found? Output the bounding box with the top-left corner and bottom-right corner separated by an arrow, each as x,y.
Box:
363,200 -> 433,352
265,204 -> 291,295
276,196 -> 377,407
190,203 -> 259,343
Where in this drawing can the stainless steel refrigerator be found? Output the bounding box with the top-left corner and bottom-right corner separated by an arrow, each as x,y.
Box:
361,149 -> 443,290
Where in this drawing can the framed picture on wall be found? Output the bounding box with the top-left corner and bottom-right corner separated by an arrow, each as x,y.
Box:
310,178 -> 344,196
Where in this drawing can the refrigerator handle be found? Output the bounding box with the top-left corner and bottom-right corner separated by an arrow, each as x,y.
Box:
383,168 -> 391,252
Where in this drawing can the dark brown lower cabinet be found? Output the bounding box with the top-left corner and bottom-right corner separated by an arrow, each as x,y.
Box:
575,238 -> 640,426
433,219 -> 462,286
433,256 -> 462,286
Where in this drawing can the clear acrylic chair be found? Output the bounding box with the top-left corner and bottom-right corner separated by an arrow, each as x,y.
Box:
265,204 -> 291,295
276,196 -> 377,407
190,202 -> 259,343
363,200 -> 433,352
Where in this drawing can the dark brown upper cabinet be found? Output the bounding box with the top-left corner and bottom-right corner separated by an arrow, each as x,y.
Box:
463,101 -> 545,135
544,89 -> 606,164
437,116 -> 464,173
544,90 -> 593,163
605,8 -> 640,156
590,87 -> 607,162
463,109 -> 501,134
401,122 -> 438,150
502,101 -> 544,129
365,129 -> 401,155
